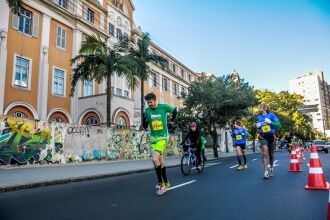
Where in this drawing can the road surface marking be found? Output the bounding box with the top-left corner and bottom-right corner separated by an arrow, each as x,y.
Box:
307,163 -> 310,167
168,180 -> 196,191
192,162 -> 222,169
230,165 -> 239,169
303,158 -> 306,160
252,159 -> 257,161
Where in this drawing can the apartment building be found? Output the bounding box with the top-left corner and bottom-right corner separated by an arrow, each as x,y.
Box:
289,71 -> 330,137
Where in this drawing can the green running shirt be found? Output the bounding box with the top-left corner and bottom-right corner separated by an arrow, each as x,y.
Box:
144,103 -> 174,143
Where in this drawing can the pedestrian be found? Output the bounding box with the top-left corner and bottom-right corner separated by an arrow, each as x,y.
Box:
142,93 -> 177,195
181,122 -> 202,169
201,134 -> 207,163
231,120 -> 249,170
257,103 -> 281,179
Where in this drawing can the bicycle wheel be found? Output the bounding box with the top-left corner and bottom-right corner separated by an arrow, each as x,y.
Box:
181,154 -> 192,176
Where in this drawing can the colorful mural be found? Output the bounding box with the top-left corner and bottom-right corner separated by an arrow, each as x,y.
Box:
0,115 -> 181,165
0,116 -> 51,164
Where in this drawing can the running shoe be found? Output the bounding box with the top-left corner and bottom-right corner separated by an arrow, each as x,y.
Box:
155,184 -> 164,196
162,182 -> 170,192
237,165 -> 244,170
244,164 -> 248,169
263,171 -> 270,179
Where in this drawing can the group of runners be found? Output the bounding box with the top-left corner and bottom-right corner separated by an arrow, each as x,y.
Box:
142,93 -> 281,195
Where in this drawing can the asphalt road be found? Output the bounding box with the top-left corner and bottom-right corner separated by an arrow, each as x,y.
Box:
0,150 -> 329,220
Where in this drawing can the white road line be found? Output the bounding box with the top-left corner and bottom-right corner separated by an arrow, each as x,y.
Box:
168,180 -> 196,191
252,159 -> 257,161
192,162 -> 222,170
303,158 -> 306,160
307,163 -> 310,167
230,165 -> 239,169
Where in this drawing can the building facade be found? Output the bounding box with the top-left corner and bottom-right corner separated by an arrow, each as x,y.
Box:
0,0 -> 195,128
289,71 -> 330,137
132,28 -> 197,127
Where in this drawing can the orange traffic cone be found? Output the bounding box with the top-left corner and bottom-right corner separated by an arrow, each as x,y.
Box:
305,146 -> 329,190
288,148 -> 302,172
297,147 -> 302,164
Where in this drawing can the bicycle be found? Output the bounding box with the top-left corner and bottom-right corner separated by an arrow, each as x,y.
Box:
180,143 -> 204,176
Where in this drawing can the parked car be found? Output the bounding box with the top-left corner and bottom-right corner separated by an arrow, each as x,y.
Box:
313,140 -> 328,153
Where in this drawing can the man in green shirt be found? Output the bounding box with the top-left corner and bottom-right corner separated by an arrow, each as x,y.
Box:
142,93 -> 177,196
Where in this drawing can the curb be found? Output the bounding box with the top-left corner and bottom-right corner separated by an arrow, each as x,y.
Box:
0,157 -> 228,193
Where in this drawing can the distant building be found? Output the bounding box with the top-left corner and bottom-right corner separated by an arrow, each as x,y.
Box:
289,71 -> 330,137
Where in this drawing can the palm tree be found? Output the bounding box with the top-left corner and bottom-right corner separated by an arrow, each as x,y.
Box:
6,0 -> 23,15
130,32 -> 168,125
71,34 -> 146,127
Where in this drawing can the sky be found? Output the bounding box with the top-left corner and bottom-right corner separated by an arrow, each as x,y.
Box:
133,0 -> 330,92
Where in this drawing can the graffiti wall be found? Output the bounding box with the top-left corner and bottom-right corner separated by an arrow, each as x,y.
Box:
0,115 -> 181,165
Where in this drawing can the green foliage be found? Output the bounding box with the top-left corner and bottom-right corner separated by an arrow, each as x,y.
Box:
71,34 -> 146,125
178,74 -> 257,137
6,0 -> 22,15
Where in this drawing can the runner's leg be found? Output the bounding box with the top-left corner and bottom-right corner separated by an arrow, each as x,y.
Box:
236,146 -> 242,165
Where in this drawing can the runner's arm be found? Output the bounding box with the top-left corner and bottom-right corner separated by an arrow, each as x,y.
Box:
270,121 -> 281,128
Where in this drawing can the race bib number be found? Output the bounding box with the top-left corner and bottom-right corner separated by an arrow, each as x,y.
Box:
152,121 -> 163,131
261,125 -> 271,133
236,135 -> 242,140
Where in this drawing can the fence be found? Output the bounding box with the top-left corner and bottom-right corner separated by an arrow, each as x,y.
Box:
0,115 -> 181,165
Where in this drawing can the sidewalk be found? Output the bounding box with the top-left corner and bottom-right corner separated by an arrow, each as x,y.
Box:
0,150 -> 258,192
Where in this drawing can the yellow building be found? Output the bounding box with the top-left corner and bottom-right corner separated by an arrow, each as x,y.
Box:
0,0 -> 195,127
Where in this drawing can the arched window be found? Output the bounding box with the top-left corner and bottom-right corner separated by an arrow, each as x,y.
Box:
86,116 -> 99,125
117,116 -> 126,126
12,111 -> 27,118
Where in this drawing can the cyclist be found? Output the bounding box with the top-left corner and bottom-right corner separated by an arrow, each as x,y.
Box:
231,120 -> 249,170
257,103 -> 281,179
142,93 -> 177,195
181,122 -> 202,169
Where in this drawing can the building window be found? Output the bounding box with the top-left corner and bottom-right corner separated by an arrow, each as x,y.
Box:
14,56 -> 30,88
116,88 -> 122,95
181,69 -> 185,78
84,79 -> 93,96
12,111 -> 27,118
109,23 -> 115,36
174,83 -> 179,96
51,117 -> 64,123
116,28 -> 123,40
53,68 -> 65,96
124,90 -> 129,97
117,116 -> 127,126
151,73 -> 157,87
172,64 -> 176,74
188,74 -> 191,82
86,8 -> 94,23
182,86 -> 186,94
18,8 -> 32,35
58,0 -> 67,9
56,26 -> 66,49
123,32 -> 129,40
163,78 -> 168,91
86,116 -> 98,125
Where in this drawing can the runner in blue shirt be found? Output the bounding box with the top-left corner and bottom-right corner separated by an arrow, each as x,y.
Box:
231,120 -> 249,170
257,103 -> 281,179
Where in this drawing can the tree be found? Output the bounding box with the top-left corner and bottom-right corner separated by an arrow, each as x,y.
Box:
129,32 -> 168,125
71,35 -> 146,126
6,0 -> 22,15
179,74 -> 257,157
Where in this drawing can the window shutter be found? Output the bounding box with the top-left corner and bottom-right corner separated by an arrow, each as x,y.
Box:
32,13 -> 39,37
83,5 -> 88,19
12,13 -> 19,30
